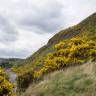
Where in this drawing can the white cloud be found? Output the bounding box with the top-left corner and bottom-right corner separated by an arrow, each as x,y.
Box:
0,28 -> 53,58
0,14 -> 18,44
14,29 -> 53,57
60,0 -> 96,26
0,0 -> 95,58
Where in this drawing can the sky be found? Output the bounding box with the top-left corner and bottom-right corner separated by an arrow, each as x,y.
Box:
0,0 -> 96,58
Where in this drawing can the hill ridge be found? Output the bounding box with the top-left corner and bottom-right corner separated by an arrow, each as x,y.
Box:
48,12 -> 96,45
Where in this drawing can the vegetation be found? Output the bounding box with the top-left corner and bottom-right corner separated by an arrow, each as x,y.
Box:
0,58 -> 23,68
14,13 -> 96,75
21,62 -> 96,96
17,70 -> 34,92
16,36 -> 96,92
13,13 -> 96,94
33,36 -> 96,78
7,13 -> 96,96
0,67 -> 15,96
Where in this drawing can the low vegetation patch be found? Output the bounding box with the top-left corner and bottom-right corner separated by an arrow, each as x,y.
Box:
0,67 -> 15,96
22,62 -> 96,96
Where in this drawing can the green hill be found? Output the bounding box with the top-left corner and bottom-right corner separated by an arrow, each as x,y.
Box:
14,12 -> 96,93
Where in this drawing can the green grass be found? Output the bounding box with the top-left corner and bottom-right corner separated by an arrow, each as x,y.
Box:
20,61 -> 96,96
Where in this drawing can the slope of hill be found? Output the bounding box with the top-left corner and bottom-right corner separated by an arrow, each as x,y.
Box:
14,12 -> 96,92
21,61 -> 96,96
15,12 -> 96,70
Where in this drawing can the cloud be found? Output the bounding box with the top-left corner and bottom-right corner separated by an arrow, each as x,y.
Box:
0,48 -> 27,58
0,14 -> 18,44
19,0 -> 64,33
0,0 -> 95,58
0,0 -> 64,33
60,0 -> 96,26
0,29 -> 52,58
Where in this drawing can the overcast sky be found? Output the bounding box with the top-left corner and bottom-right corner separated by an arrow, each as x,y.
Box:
0,0 -> 96,58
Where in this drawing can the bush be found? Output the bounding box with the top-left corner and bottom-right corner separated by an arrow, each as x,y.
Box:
37,37 -> 96,76
0,67 -> 15,96
17,70 -> 34,92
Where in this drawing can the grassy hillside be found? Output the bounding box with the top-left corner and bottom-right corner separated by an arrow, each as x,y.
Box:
14,13 -> 96,92
21,61 -> 96,96
15,12 -> 96,73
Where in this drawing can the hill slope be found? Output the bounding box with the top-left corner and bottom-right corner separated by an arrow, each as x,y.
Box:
21,61 -> 96,96
14,13 -> 96,93
15,12 -> 96,73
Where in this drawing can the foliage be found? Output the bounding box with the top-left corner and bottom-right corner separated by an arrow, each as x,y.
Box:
0,67 -> 15,96
21,62 -> 96,96
0,58 -> 23,68
17,36 -> 96,91
17,70 -> 34,92
34,37 -> 96,78
14,13 -> 96,76
15,13 -> 96,92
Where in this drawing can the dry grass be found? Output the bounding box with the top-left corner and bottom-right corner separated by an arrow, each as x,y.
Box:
21,61 -> 96,96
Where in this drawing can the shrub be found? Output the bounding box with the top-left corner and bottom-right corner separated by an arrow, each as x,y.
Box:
17,70 -> 34,92
0,67 -> 15,96
38,37 -> 96,76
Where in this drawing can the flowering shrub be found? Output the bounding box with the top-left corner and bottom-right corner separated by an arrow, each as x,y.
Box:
39,37 -> 96,75
17,36 -> 96,91
0,67 -> 15,96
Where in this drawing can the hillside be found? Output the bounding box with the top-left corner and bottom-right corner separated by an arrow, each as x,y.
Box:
15,12 -> 96,73
14,12 -> 96,93
21,61 -> 96,96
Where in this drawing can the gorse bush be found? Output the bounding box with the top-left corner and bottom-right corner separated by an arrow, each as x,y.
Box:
0,67 -> 15,96
35,37 -> 96,77
17,70 -> 34,92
